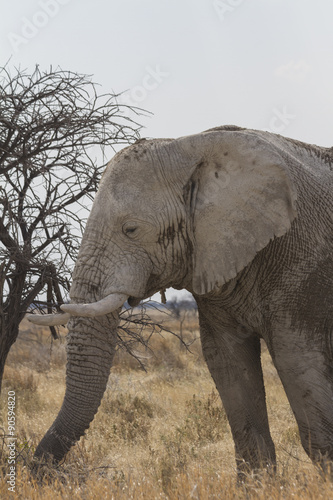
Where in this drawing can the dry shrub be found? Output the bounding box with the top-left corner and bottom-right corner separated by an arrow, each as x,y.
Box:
282,425 -> 301,447
112,345 -> 151,372
100,392 -> 156,443
157,431 -> 191,492
151,391 -> 228,493
113,329 -> 204,375
2,462 -> 333,500
2,366 -> 46,419
5,324 -> 67,373
3,366 -> 38,393
181,391 -> 228,444
149,335 -> 186,370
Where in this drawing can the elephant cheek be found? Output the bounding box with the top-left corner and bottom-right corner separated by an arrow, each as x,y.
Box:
34,314 -> 118,463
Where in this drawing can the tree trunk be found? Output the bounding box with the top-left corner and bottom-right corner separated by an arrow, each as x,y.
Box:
0,317 -> 20,393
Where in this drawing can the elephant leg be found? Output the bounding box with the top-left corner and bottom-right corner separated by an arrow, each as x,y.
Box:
198,311 -> 276,476
269,331 -> 333,472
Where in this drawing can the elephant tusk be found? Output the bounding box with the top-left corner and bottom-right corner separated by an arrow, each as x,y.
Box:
26,312 -> 71,326
60,292 -> 128,317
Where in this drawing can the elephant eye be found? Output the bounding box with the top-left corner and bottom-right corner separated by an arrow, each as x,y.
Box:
123,223 -> 139,238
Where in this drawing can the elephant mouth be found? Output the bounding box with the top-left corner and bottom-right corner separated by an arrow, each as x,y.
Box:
128,284 -> 169,308
128,296 -> 143,307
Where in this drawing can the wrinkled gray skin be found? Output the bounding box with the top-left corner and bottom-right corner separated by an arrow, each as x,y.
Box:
32,126 -> 333,475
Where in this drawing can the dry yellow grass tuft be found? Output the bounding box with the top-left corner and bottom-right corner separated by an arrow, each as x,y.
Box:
1,314 -> 333,499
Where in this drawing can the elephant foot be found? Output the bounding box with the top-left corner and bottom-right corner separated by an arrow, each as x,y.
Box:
236,456 -> 277,484
235,444 -> 277,483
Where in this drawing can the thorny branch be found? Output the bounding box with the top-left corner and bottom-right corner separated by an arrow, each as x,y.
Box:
117,302 -> 194,370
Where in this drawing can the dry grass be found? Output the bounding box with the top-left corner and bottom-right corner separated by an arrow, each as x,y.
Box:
1,313 -> 333,499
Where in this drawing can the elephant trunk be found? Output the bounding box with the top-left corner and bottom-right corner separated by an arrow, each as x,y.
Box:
34,313 -> 118,463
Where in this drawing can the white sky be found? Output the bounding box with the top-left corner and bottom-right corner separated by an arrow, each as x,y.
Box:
2,0 -> 333,301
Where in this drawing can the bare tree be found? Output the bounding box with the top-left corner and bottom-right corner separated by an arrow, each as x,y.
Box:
0,65 -> 142,388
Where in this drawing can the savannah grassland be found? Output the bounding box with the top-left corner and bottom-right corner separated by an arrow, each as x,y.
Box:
1,309 -> 333,499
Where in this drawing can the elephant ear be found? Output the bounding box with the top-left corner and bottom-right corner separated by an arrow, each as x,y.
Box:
179,130 -> 297,295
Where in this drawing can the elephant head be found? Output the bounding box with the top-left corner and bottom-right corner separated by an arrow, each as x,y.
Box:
28,126 -> 297,463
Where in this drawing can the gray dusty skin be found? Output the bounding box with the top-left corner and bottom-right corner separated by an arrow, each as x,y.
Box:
29,126 -> 333,475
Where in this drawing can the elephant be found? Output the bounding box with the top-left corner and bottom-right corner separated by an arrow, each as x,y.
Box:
28,125 -> 333,475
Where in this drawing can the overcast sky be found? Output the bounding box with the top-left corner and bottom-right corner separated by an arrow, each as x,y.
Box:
2,0 -> 333,301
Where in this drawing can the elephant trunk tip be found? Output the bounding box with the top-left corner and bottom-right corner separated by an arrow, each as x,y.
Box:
33,427 -> 77,465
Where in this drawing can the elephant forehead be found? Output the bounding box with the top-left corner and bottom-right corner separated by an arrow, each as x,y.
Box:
101,161 -> 170,206
106,171 -> 164,206
105,139 -> 175,183
93,171 -> 169,222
